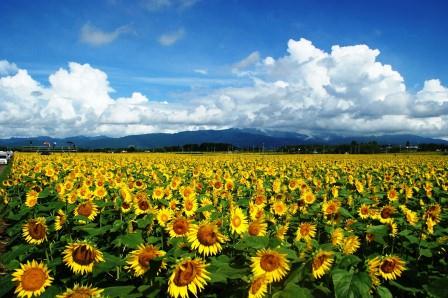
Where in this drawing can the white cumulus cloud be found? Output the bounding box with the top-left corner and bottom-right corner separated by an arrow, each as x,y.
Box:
0,60 -> 18,75
1,38 -> 448,139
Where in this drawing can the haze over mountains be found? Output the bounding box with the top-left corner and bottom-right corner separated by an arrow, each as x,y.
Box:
0,128 -> 447,149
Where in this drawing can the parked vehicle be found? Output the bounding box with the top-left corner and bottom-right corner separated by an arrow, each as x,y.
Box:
0,151 -> 8,165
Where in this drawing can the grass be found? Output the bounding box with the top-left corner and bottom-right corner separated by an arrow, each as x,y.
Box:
0,163 -> 11,183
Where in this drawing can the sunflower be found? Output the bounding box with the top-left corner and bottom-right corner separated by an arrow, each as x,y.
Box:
12,260 -> 53,298
183,197 -> 198,217
331,186 -> 339,198
400,205 -> 418,226
253,193 -> 267,208
271,200 -> 287,216
54,209 -> 66,231
152,186 -> 165,200
79,186 -> 93,200
212,180 -> 223,191
276,223 -> 289,241
331,228 -> 345,246
288,179 -> 299,191
312,250 -> 334,279
126,244 -> 166,277
378,205 -> 395,223
322,200 -> 340,218
166,196 -> 178,208
74,201 -> 99,221
93,186 -> 107,199
157,207 -> 173,227
424,204 -> 441,224
378,255 -> 406,280
25,190 -> 39,208
249,203 -> 265,220
188,222 -> 226,256
167,217 -> 191,238
387,221 -> 398,237
63,241 -> 104,275
121,200 -> 133,213
366,256 -> 382,287
296,222 -> 317,242
358,204 -> 370,219
135,179 -> 146,190
22,217 -> 47,245
180,186 -> 196,200
135,198 -> 152,215
170,177 -> 181,190
230,207 -> 248,235
272,179 -> 281,193
168,258 -> 210,298
56,284 -> 103,298
355,180 -> 364,193
248,220 -> 267,237
251,249 -> 290,282
387,188 -> 398,201
301,191 -> 316,205
341,235 -> 360,255
248,274 -> 269,298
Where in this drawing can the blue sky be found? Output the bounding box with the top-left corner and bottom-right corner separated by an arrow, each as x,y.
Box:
0,0 -> 447,138
1,0 -> 447,98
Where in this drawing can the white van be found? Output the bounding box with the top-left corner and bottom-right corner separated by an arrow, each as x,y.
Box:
0,151 -> 7,165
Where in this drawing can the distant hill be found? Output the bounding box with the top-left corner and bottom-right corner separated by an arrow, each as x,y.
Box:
0,128 -> 447,149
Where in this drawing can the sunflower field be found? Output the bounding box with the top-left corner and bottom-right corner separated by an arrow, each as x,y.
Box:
0,153 -> 447,298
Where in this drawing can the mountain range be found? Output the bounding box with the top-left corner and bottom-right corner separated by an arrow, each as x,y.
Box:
0,128 -> 447,149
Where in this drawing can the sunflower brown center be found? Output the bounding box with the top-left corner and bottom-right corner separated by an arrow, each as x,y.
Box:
312,254 -> 326,270
381,208 -> 393,219
300,224 -> 311,236
138,200 -> 149,210
306,194 -> 313,202
326,204 -> 337,214
28,221 -> 46,240
250,276 -> 264,294
138,248 -> 156,268
183,189 -> 192,198
21,268 -> 46,291
122,202 -> 130,209
361,207 -> 369,215
380,260 -> 395,273
68,289 -> 92,298
260,254 -> 280,272
173,219 -> 189,235
57,214 -> 66,225
232,215 -> 241,227
255,195 -> 264,205
197,224 -> 218,246
173,262 -> 198,286
77,203 -> 93,217
275,204 -> 284,213
248,223 -> 260,236
72,245 -> 96,265
185,200 -> 193,211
